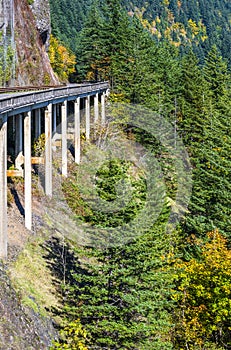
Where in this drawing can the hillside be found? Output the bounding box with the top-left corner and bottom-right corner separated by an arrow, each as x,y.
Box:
122,0 -> 231,65
49,0 -> 231,66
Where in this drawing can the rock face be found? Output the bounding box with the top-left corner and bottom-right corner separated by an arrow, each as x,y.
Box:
0,263 -> 58,350
30,0 -> 51,50
13,0 -> 59,86
0,0 -> 13,36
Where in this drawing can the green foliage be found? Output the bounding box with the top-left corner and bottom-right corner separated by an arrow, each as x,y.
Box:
50,0 -> 231,67
49,0 -> 91,52
122,0 -> 231,66
60,135 -> 175,349
0,33 -> 14,86
181,47 -> 231,237
32,133 -> 46,157
63,158 -> 146,227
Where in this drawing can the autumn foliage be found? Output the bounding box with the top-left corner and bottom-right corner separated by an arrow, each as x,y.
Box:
173,230 -> 231,349
48,34 -> 76,82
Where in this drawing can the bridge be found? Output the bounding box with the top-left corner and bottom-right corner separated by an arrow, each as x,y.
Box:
0,82 -> 109,259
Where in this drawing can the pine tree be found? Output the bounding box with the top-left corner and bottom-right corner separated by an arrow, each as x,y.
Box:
182,48 -> 231,237
203,45 -> 229,104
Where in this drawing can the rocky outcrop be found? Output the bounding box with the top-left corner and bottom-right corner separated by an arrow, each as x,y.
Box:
30,0 -> 51,50
0,263 -> 58,350
14,0 -> 59,86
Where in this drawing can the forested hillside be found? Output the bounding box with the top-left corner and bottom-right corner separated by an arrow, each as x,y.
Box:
122,0 -> 231,65
47,0 -> 231,349
49,0 -> 231,66
49,0 -> 91,52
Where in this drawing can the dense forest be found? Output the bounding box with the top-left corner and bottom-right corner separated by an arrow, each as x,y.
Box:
48,0 -> 231,349
50,0 -> 231,66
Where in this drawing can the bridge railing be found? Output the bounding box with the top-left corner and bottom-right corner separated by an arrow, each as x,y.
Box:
0,82 -> 109,114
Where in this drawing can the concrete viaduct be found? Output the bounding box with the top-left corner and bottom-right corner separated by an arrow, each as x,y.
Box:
0,82 -> 109,259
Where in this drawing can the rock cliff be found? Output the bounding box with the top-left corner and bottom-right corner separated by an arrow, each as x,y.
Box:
14,0 -> 59,85
30,0 -> 51,50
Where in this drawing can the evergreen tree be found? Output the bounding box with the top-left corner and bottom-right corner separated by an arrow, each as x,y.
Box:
177,49 -> 208,155
182,48 -> 231,237
203,45 -> 230,104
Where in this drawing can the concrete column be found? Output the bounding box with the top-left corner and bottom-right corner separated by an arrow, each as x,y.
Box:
34,109 -> 41,139
94,93 -> 99,123
45,104 -> 52,196
74,98 -> 80,164
15,114 -> 23,170
85,96 -> 90,140
101,92 -> 106,124
53,104 -> 57,134
24,111 -> 32,230
0,115 -> 8,259
61,101 -> 67,177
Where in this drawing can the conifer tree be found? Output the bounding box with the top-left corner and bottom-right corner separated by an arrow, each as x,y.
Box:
182,48 -> 231,237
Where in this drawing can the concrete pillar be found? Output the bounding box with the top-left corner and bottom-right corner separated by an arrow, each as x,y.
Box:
0,115 -> 8,259
53,104 -> 57,134
85,96 -> 90,140
45,104 -> 52,196
61,101 -> 67,177
74,98 -> 80,164
24,111 -> 32,230
94,93 -> 99,123
34,109 -> 41,139
15,114 -> 23,170
101,92 -> 106,124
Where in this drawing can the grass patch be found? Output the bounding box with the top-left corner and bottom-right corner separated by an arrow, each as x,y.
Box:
9,235 -> 59,317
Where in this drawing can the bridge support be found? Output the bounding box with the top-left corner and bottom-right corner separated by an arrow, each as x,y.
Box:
101,92 -> 106,124
94,93 -> 99,123
53,104 -> 57,134
24,111 -> 32,230
45,104 -> 52,196
61,101 -> 67,177
74,98 -> 80,164
15,114 -> 23,170
0,115 -> 8,259
34,109 -> 41,139
85,96 -> 90,140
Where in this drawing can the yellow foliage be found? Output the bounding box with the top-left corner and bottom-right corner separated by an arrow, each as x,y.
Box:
51,319 -> 89,350
48,34 -> 76,82
188,19 -> 200,36
173,230 -> 231,347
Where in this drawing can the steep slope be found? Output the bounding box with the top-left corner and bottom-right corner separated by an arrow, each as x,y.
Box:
0,262 -> 57,350
14,0 -> 59,85
49,0 -> 231,66
49,0 -> 91,52
122,0 -> 231,65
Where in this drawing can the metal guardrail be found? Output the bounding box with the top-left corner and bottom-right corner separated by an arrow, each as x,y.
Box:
0,82 -> 109,114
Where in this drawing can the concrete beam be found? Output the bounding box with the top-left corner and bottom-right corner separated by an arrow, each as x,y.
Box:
85,96 -> 90,140
61,101 -> 67,177
15,114 -> 23,170
7,169 -> 23,177
101,92 -> 106,124
34,109 -> 41,139
53,104 -> 57,134
0,115 -> 8,259
24,111 -> 32,230
74,98 -> 80,164
45,104 -> 52,196
94,93 -> 99,123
